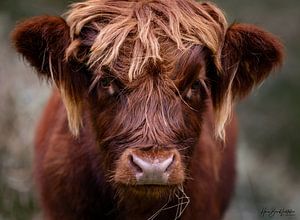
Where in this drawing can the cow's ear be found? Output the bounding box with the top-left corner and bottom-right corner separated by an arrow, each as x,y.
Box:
12,16 -> 70,78
210,23 -> 284,139
12,16 -> 87,136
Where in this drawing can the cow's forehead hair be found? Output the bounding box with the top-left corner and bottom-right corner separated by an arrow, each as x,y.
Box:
65,0 -> 227,81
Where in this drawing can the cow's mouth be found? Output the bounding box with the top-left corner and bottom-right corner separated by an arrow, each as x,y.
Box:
115,183 -> 180,200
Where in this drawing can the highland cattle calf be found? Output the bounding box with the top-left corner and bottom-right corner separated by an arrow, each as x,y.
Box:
12,0 -> 283,219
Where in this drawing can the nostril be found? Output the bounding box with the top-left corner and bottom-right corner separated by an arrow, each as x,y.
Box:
165,155 -> 175,172
160,154 -> 174,173
128,154 -> 143,173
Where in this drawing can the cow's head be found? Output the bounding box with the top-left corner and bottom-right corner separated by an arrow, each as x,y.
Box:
12,0 -> 283,199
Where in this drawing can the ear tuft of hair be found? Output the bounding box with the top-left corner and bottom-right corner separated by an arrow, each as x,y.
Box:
12,16 -> 87,137
210,23 -> 284,140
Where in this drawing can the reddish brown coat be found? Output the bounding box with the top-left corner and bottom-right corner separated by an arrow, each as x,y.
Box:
11,1 -> 283,219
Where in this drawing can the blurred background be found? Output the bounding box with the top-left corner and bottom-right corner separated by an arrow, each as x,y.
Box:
0,0 -> 299,219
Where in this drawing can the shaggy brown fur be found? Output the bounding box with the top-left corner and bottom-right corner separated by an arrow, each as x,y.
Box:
66,0 -> 230,138
11,0 -> 283,219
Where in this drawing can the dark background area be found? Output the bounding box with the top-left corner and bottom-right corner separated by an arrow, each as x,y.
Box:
0,0 -> 299,219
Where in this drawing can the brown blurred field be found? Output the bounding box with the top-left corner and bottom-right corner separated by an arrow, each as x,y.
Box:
0,0 -> 299,219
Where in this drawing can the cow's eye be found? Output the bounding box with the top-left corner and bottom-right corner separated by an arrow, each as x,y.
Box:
99,76 -> 120,96
186,79 -> 202,99
191,80 -> 201,91
100,77 -> 113,88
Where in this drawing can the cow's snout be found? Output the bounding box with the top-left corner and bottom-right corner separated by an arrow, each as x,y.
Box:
114,148 -> 185,186
129,152 -> 174,185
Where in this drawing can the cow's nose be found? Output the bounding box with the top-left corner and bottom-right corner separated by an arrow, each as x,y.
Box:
129,153 -> 174,185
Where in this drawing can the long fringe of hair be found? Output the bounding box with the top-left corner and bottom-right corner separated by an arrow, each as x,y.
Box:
64,0 -> 232,140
